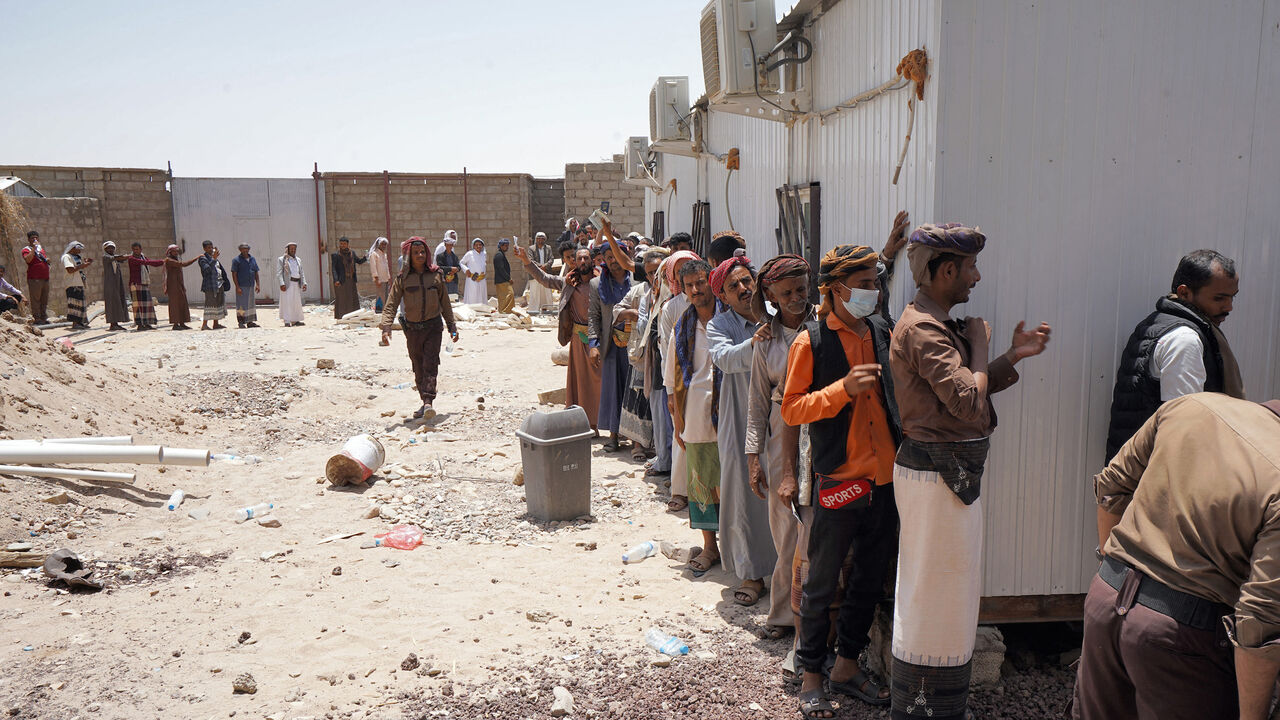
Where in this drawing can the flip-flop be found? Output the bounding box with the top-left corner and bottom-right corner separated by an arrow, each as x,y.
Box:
798,689 -> 835,719
827,667 -> 890,707
687,551 -> 720,578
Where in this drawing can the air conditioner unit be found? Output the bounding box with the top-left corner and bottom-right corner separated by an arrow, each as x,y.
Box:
700,0 -> 778,102
623,136 -> 659,188
649,76 -> 691,143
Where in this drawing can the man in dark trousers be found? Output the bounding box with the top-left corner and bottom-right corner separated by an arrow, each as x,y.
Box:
1105,249 -> 1243,459
379,237 -> 458,421
781,245 -> 900,717
1075,393 -> 1280,720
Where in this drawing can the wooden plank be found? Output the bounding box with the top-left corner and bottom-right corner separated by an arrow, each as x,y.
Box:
0,552 -> 47,569
979,594 -> 1085,624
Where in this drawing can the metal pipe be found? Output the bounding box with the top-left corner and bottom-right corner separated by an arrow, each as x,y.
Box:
313,162 -> 326,303
0,465 -> 135,484
159,447 -> 211,466
383,170 -> 392,241
462,167 -> 470,241
0,444 -> 163,465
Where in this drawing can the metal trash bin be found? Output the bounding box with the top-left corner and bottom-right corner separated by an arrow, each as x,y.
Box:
516,406 -> 594,522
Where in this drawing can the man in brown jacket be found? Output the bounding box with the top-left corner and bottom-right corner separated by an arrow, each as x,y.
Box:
1074,392 -> 1280,720
379,237 -> 458,421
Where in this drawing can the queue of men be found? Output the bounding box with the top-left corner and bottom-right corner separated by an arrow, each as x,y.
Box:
522,214 -> 1276,720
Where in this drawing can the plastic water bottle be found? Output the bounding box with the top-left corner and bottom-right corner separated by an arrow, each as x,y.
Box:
212,453 -> 261,465
445,341 -> 454,354
622,541 -> 658,564
166,489 -> 185,511
392,382 -> 413,390
644,628 -> 689,656
232,503 -> 274,523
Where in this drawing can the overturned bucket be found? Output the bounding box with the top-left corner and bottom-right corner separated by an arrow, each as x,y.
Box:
325,434 -> 386,486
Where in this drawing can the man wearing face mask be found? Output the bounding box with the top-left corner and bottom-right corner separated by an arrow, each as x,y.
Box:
781,245 -> 902,717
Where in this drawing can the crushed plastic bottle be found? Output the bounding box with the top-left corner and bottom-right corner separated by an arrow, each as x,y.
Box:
232,502 -> 274,523
165,489 -> 185,511
445,341 -> 454,354
622,541 -> 658,564
392,382 -> 413,390
644,628 -> 689,656
375,525 -> 423,550
212,453 -> 261,465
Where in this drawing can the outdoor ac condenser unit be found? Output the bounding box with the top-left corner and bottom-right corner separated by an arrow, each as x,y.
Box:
622,136 -> 659,188
700,0 -> 778,102
650,76 -> 691,143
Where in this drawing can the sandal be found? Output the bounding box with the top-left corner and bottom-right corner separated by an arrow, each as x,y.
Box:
733,579 -> 767,606
763,624 -> 793,641
602,439 -> 620,452
630,446 -> 647,461
798,689 -> 835,719
666,495 -> 688,512
687,550 -> 720,578
827,666 -> 890,707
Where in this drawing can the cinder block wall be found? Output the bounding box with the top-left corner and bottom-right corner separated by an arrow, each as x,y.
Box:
12,197 -> 106,317
321,172 -> 538,298
563,155 -> 646,237
531,179 -> 566,242
1,165 -> 176,313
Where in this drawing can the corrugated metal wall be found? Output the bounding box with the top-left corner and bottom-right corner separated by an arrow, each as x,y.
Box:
643,0 -> 1280,599
935,0 -> 1280,596
172,178 -> 328,303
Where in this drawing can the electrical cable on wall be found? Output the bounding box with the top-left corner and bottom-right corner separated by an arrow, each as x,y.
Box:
724,169 -> 735,232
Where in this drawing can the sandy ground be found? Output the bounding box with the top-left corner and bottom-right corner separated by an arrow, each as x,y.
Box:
0,303 -> 798,720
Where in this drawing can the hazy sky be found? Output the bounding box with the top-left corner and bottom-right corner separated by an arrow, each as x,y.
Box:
4,1 -> 732,178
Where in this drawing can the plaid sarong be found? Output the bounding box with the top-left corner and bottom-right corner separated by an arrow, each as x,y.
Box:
65,286 -> 86,326
686,441 -> 721,531
235,288 -> 257,325
203,291 -> 227,321
130,284 -> 157,327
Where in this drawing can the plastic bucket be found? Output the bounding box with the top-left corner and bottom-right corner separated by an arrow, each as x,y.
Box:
325,434 -> 386,485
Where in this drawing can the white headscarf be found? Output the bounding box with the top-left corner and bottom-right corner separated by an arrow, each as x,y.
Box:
64,241 -> 84,255
460,238 -> 487,274
369,236 -> 388,258
435,230 -> 458,260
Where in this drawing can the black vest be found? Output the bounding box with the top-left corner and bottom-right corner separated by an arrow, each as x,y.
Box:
1105,296 -> 1224,459
806,314 -> 902,476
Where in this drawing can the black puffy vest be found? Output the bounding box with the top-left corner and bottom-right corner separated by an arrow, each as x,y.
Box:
1105,296 -> 1224,459
806,314 -> 902,476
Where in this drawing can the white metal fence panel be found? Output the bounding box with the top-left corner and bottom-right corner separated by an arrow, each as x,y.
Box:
172,178 -> 328,304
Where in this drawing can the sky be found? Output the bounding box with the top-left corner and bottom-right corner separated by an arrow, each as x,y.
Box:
3,1 -> 722,178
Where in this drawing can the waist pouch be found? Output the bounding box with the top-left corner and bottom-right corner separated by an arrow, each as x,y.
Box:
815,473 -> 873,511
896,436 -> 990,505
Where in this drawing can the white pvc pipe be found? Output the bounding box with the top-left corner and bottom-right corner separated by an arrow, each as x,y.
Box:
0,465 -> 135,484
159,448 -> 211,467
0,444 -> 163,465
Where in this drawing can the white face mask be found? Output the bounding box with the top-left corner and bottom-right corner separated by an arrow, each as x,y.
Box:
840,284 -> 879,319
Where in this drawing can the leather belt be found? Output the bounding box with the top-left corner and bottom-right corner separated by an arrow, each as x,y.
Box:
1099,556 -> 1231,632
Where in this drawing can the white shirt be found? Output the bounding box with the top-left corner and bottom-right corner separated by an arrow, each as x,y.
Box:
62,254 -> 85,288
286,256 -> 301,279
1152,326 -> 1208,401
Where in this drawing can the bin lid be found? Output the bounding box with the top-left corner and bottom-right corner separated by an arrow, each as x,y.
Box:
516,406 -> 593,446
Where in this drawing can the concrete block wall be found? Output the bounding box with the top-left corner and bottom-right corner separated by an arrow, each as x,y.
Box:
321,172 -> 537,298
531,179 -> 567,242
563,155 -> 646,236
1,165 -> 177,307
13,197 -> 105,317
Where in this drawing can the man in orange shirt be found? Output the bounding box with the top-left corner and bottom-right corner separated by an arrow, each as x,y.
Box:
782,245 -> 901,718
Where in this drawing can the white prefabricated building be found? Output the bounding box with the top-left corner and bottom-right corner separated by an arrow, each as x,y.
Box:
642,0 -> 1280,618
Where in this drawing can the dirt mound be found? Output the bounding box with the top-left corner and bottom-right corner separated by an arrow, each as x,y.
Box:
0,313 -> 189,443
